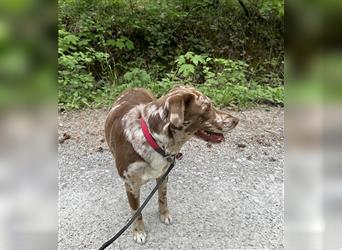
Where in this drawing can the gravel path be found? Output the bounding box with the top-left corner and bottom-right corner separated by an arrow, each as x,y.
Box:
58,107 -> 284,250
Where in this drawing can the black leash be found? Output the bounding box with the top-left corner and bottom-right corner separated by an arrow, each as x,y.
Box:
98,157 -> 176,250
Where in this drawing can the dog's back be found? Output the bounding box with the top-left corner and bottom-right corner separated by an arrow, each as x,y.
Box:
104,88 -> 155,176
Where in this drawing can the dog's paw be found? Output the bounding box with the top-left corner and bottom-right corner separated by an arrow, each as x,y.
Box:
160,212 -> 173,225
133,230 -> 147,244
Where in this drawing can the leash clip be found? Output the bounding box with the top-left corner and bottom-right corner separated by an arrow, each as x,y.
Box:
166,153 -> 182,162
175,153 -> 183,160
166,155 -> 175,163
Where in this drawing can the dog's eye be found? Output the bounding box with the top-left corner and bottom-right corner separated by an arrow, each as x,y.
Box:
183,121 -> 191,125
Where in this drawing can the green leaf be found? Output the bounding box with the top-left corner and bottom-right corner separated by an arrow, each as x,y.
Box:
192,55 -> 205,66
176,55 -> 186,66
184,51 -> 194,60
125,39 -> 134,50
106,39 -> 117,46
65,34 -> 79,45
116,39 -> 126,49
178,64 -> 195,77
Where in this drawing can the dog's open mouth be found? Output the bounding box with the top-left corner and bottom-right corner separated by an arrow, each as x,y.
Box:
195,130 -> 225,143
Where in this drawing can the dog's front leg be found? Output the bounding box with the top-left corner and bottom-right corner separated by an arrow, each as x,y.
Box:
156,176 -> 172,225
125,183 -> 146,244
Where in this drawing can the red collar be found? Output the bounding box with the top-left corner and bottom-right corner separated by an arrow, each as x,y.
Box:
140,117 -> 183,161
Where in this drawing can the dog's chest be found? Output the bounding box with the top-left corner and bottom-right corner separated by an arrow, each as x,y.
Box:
141,156 -> 169,182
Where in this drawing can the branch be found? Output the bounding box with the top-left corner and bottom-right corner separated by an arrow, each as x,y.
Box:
237,0 -> 250,17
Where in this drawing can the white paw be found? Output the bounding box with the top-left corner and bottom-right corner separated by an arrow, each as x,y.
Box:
133,230 -> 147,244
160,212 -> 173,225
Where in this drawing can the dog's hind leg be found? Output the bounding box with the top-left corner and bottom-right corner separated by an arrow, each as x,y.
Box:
156,176 -> 173,225
125,183 -> 147,244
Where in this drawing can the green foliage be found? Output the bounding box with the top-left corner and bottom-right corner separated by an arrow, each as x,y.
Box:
58,29 -> 110,109
259,0 -> 284,17
173,53 -> 283,106
176,52 -> 205,77
123,68 -> 151,86
106,36 -> 134,50
58,0 -> 284,109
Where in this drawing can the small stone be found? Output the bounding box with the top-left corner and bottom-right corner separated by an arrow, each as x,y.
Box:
96,146 -> 103,153
59,133 -> 71,144
269,157 -> 277,162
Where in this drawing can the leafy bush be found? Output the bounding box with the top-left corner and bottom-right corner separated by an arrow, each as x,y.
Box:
173,52 -> 283,106
58,0 -> 284,109
58,29 -> 111,109
97,53 -> 283,108
122,68 -> 151,87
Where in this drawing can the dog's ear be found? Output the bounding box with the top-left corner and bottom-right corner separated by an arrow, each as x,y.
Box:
165,93 -> 194,128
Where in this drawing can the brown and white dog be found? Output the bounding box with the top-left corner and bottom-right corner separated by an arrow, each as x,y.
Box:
104,85 -> 239,244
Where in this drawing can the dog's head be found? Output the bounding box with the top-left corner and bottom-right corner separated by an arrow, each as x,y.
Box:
160,86 -> 239,144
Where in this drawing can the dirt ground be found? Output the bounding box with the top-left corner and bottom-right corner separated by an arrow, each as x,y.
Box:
58,107 -> 284,249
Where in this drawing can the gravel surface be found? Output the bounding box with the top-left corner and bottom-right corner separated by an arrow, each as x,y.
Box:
58,107 -> 284,250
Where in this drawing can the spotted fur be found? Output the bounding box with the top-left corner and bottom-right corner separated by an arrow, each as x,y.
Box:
104,86 -> 239,244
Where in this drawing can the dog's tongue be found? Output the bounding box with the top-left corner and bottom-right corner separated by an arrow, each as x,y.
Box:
195,130 -> 225,143
208,132 -> 224,143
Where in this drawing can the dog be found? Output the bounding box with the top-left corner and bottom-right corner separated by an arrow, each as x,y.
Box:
104,85 -> 239,244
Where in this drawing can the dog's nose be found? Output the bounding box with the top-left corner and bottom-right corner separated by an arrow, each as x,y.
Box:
232,118 -> 239,126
